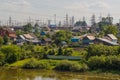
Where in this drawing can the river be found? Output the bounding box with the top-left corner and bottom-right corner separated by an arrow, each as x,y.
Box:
0,68 -> 120,80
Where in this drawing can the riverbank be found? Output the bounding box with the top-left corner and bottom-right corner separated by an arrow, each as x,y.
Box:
0,68 -> 120,80
1,58 -> 120,75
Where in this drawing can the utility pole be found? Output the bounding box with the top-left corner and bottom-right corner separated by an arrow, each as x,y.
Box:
99,14 -> 102,22
83,16 -> 85,22
58,21 -> 62,27
66,14 -> 68,27
9,16 -> 12,27
48,20 -> 51,26
91,14 -> 96,27
54,14 -> 56,25
0,21 -> 1,27
71,16 -> 75,27
28,16 -> 31,23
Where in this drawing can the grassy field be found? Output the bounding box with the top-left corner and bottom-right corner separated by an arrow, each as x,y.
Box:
9,58 -> 80,69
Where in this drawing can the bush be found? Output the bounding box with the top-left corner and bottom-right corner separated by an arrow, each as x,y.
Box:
0,52 -> 5,66
22,58 -> 38,69
87,55 -> 120,70
54,60 -> 88,72
86,44 -> 119,59
1,45 -> 21,63
22,58 -> 49,69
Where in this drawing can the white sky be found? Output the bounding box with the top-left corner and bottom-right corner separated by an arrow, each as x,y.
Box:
0,0 -> 120,25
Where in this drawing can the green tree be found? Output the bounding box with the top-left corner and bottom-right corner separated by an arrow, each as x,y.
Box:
58,47 -> 63,55
3,35 -> 10,44
64,48 -> 73,56
53,30 -> 72,45
103,25 -> 118,36
75,21 -> 87,27
0,36 -> 4,46
48,49 -> 55,55
0,52 -> 5,65
86,44 -> 119,59
1,45 -> 21,63
23,23 -> 32,33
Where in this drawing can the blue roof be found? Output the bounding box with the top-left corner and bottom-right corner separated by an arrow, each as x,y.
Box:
40,31 -> 46,35
71,38 -> 80,42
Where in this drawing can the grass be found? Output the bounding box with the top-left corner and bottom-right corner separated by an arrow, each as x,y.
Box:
72,49 -> 87,57
9,59 -> 31,67
9,59 -> 80,69
9,59 -> 61,68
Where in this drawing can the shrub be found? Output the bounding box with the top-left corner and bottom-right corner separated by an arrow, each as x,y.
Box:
86,44 -> 119,59
1,45 -> 21,63
22,58 -> 50,69
22,58 -> 38,69
87,55 -> 120,70
36,62 -> 49,69
54,60 -> 88,72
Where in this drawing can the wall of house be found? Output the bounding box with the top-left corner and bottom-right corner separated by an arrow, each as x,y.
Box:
82,37 -> 93,44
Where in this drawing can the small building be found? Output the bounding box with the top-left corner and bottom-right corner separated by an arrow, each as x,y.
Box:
71,37 -> 80,43
61,41 -> 67,47
0,28 -> 17,40
105,34 -> 118,43
94,38 -> 119,46
82,35 -> 95,44
41,38 -> 52,45
16,33 -> 41,45
40,31 -> 46,36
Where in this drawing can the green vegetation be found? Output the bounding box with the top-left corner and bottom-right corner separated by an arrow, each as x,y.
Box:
55,60 -> 88,72
86,44 -> 119,58
52,30 -> 72,46
99,25 -> 119,36
0,45 -> 21,64
0,43 -> 119,74
22,58 -> 49,69
87,55 -> 120,70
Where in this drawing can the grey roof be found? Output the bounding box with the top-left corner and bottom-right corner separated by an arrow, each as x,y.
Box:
19,35 -> 25,40
107,34 -> 117,40
97,38 -> 119,46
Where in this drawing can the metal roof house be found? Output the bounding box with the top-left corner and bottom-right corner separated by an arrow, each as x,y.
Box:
82,35 -> 95,44
106,34 -> 118,43
94,38 -> 119,46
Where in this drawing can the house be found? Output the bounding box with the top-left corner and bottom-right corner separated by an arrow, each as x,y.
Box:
16,33 -> 41,45
94,38 -> 119,46
41,38 -> 52,45
0,28 -> 17,40
71,36 -> 81,43
61,41 -> 67,47
40,31 -> 46,36
82,35 -> 95,44
15,35 -> 25,44
105,34 -> 118,43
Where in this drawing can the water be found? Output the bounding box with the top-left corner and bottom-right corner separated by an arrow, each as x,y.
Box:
0,68 -> 120,80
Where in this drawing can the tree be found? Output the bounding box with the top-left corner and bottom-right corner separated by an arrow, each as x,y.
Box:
1,45 -> 21,63
91,14 -> 96,27
74,21 -> 87,27
53,30 -> 72,46
0,52 -> 5,65
23,23 -> 32,33
98,16 -> 113,29
48,49 -> 55,55
64,48 -> 73,56
58,47 -> 63,55
3,35 -> 10,44
0,36 -> 4,46
103,25 -> 118,36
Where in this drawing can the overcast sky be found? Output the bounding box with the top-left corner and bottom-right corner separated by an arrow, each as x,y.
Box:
0,0 -> 120,24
